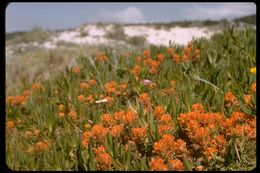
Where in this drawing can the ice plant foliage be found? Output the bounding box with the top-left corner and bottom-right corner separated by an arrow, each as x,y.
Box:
6,28 -> 256,171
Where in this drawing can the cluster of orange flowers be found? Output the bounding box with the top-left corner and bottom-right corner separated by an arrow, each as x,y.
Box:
57,104 -> 77,119
131,65 -> 142,80
95,146 -> 112,170
6,120 -> 15,129
224,91 -> 239,108
138,93 -> 151,105
178,103 -> 256,162
153,134 -> 189,160
149,156 -> 184,171
28,140 -> 49,153
7,83 -> 42,107
24,129 -> 40,139
77,80 -> 98,105
131,127 -> 147,142
95,81 -> 128,106
170,43 -> 200,63
153,106 -> 174,135
72,66 -> 81,74
161,80 -> 175,96
81,108 -> 138,147
96,52 -> 108,62
244,82 -> 256,106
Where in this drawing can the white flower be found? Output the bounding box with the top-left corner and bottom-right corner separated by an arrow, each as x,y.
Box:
142,79 -> 152,84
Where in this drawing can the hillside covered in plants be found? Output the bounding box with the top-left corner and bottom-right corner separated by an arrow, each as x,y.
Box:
6,27 -> 256,171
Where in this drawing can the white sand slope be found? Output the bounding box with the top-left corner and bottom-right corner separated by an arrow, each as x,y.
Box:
123,26 -> 215,46
7,24 -> 219,52
51,25 -> 216,47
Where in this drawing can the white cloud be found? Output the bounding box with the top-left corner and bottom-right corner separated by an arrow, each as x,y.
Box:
184,3 -> 256,20
97,7 -> 145,23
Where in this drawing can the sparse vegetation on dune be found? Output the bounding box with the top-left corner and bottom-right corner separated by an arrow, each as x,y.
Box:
6,27 -> 256,171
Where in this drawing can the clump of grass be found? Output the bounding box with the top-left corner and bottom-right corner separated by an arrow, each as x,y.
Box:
6,27 -> 54,45
126,36 -> 147,47
105,24 -> 126,41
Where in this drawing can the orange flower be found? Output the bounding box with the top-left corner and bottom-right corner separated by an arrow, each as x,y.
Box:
34,141 -> 49,152
7,120 -> 15,129
132,127 -> 147,141
111,125 -> 123,137
91,124 -> 109,142
143,49 -> 150,57
193,127 -> 211,147
78,95 -> 85,102
224,91 -> 238,107
113,110 -> 125,122
25,131 -> 33,138
172,54 -> 180,63
33,129 -> 40,137
96,52 -> 108,62
166,47 -> 174,54
104,81 -> 116,94
204,147 -> 218,161
135,56 -> 142,62
194,48 -> 200,58
123,108 -> 137,125
251,82 -> 256,92
22,89 -> 31,97
159,114 -> 172,124
149,157 -> 168,171
82,131 -> 92,147
58,104 -> 65,112
244,94 -> 252,104
105,96 -> 114,106
149,67 -> 158,74
153,134 -> 185,158
84,123 -> 91,129
118,83 -> 127,90
168,159 -> 184,171
86,94 -> 95,103
170,80 -> 175,87
95,146 -> 112,170
149,59 -> 159,68
212,135 -> 227,151
244,124 -> 256,140
195,165 -> 204,171
182,54 -> 189,63
232,125 -> 244,137
58,112 -> 65,118
72,66 -> 80,74
89,79 -> 97,86
131,65 -> 141,77
138,93 -> 151,104
102,113 -> 115,127
191,103 -> 204,113
7,95 -> 28,106
80,82 -> 89,90
184,46 -> 192,56
154,106 -> 165,119
158,124 -> 172,136
68,110 -> 77,119
157,54 -> 164,63
31,83 -> 41,90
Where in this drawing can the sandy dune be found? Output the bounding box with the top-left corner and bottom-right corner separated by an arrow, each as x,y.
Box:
42,24 -> 218,49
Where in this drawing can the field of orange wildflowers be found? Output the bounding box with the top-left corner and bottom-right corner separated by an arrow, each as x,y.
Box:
6,28 -> 256,170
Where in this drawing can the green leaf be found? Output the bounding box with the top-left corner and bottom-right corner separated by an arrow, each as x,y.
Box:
182,155 -> 192,171
125,145 -> 131,170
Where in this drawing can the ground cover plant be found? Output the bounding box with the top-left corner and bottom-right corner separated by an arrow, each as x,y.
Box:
6,27 -> 256,171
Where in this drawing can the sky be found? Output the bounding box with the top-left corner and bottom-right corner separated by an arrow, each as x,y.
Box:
6,2 -> 256,33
